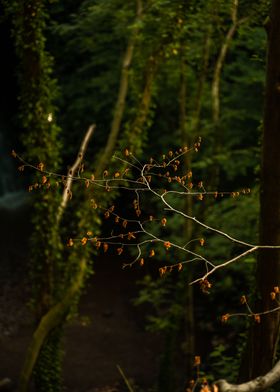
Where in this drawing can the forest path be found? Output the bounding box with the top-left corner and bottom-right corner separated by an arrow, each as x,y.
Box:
0,254 -> 160,391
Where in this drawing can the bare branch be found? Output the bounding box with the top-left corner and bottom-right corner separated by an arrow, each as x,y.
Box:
13,145 -> 280,285
57,124 -> 95,222
190,247 -> 259,285
215,359 -> 280,391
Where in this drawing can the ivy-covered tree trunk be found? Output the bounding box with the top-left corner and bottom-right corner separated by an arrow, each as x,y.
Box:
4,0 -> 64,390
240,0 -> 280,381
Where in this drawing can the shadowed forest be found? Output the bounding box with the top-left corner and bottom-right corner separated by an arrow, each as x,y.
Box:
1,1 -> 280,391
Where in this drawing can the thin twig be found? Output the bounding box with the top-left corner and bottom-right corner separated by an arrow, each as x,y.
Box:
116,365 -> 135,392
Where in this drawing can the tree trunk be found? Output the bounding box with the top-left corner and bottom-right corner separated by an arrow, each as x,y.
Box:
19,259 -> 87,392
179,54 -> 195,379
126,54 -> 159,154
210,0 -> 241,190
240,0 -> 280,381
95,0 -> 143,177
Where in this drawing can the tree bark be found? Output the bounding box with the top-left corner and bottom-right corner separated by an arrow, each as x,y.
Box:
239,0 -> 280,381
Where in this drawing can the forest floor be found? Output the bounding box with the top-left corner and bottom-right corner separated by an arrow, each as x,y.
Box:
0,252 -> 161,392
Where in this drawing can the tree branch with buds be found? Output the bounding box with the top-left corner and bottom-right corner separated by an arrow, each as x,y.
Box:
13,140 -> 280,293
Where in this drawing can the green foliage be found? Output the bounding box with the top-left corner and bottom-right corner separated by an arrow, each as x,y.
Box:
2,0 -> 272,389
208,343 -> 240,383
49,0 -> 136,154
4,0 -> 61,164
135,274 -> 184,332
3,1 -> 66,389
3,0 -> 64,303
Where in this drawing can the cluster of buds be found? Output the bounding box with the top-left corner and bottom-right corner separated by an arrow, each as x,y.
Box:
221,287 -> 280,324
199,279 -> 212,294
270,286 -> 280,300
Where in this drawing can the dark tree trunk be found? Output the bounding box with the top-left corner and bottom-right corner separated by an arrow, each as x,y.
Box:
240,0 -> 280,381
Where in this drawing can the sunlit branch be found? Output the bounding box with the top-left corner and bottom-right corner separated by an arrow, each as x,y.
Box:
222,288 -> 280,323
57,124 -> 95,222
191,247 -> 258,285
13,142 -> 280,287
214,359 -> 280,392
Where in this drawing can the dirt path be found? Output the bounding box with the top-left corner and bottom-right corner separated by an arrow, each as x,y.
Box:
64,255 -> 161,392
0,255 -> 161,391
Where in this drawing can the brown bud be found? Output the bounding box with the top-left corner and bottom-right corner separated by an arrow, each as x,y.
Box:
67,238 -> 74,247
81,237 -> 88,246
161,217 -> 167,226
221,314 -> 229,323
117,248 -> 123,256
